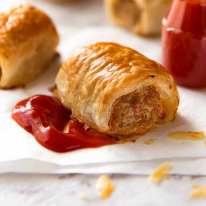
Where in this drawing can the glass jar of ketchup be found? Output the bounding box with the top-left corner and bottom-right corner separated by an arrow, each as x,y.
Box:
162,0 -> 206,88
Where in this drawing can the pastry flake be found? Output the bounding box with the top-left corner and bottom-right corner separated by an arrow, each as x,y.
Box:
190,185 -> 206,199
168,131 -> 205,141
148,162 -> 172,184
96,175 -> 115,199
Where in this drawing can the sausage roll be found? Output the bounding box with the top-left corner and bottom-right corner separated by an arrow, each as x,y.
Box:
105,0 -> 171,36
0,4 -> 59,89
56,42 -> 179,137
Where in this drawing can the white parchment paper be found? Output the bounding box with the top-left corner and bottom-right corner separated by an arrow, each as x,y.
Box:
0,27 -> 206,174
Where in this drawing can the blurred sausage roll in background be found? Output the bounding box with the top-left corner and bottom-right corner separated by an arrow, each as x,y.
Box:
105,0 -> 172,36
56,42 -> 179,137
0,4 -> 59,89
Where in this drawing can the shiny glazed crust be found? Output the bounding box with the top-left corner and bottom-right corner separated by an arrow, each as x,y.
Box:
0,4 -> 59,88
56,42 -> 179,136
105,0 -> 172,36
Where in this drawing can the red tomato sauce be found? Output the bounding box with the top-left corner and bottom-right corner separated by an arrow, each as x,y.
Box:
162,0 -> 206,88
12,95 -> 116,153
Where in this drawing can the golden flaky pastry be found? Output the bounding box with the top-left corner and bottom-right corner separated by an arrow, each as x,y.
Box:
105,0 -> 172,36
0,4 -> 59,88
56,42 -> 179,137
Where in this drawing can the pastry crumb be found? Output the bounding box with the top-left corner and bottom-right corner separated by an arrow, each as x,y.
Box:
144,138 -> 155,145
96,175 -> 115,199
190,185 -> 206,199
148,162 -> 172,184
168,131 -> 205,141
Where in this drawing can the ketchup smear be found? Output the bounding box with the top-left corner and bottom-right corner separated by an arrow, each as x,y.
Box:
12,95 -> 116,153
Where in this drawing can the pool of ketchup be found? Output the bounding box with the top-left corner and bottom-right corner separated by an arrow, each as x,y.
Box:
162,0 -> 206,88
12,95 -> 116,153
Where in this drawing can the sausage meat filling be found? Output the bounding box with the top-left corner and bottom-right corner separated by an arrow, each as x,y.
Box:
110,86 -> 165,135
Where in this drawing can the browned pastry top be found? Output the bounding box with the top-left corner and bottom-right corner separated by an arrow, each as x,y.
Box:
56,42 -> 179,135
0,4 -> 58,57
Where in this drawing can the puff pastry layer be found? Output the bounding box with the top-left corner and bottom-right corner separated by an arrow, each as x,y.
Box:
0,4 -> 59,88
105,0 -> 172,36
56,42 -> 179,136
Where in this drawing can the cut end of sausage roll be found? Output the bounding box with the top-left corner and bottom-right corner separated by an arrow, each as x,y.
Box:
105,0 -> 172,36
56,42 -> 179,137
110,85 -> 166,136
0,4 -> 59,89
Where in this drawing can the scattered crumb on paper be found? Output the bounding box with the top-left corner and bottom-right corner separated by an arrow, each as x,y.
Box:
148,162 -> 172,184
144,138 -> 155,145
168,131 -> 205,141
190,185 -> 206,199
96,175 -> 115,199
